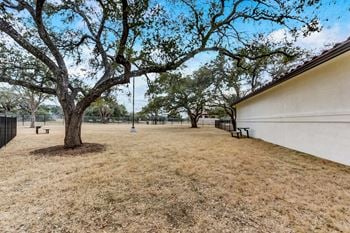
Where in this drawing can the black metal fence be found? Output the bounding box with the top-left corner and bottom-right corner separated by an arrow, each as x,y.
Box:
215,119 -> 234,132
15,114 -> 189,126
82,115 -> 187,125
15,114 -> 217,127
0,116 -> 17,149
17,114 -> 63,127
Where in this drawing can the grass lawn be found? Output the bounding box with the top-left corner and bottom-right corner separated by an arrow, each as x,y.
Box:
0,124 -> 349,232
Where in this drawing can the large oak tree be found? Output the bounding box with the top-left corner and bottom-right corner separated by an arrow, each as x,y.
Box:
0,0 -> 323,148
147,71 -> 212,128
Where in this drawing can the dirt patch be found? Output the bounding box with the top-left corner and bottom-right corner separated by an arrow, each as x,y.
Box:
165,202 -> 194,227
30,143 -> 106,156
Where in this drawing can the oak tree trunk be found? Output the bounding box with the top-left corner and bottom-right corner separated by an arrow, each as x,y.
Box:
102,116 -> 108,124
231,107 -> 237,131
64,112 -> 83,148
231,116 -> 237,131
230,115 -> 236,131
60,88 -> 104,148
190,116 -> 198,128
30,112 -> 36,128
224,107 -> 237,131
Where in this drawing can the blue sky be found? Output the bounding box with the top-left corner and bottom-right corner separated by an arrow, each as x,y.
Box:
18,0 -> 349,112
1,1 -> 350,114
115,0 -> 350,113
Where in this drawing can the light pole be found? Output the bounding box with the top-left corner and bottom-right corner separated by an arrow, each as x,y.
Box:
130,76 -> 136,133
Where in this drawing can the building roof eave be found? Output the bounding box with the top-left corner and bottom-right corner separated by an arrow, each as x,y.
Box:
233,37 -> 350,106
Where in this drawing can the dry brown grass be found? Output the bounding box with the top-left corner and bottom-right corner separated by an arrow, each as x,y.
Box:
0,124 -> 349,233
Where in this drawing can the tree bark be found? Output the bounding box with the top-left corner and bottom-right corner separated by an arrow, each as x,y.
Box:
154,113 -> 158,125
60,86 -> 106,148
30,112 -> 36,128
64,111 -> 83,148
228,107 -> 237,131
230,114 -> 237,131
223,106 -> 237,131
190,115 -> 199,128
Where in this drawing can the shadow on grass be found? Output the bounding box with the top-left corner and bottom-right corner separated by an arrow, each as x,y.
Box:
30,143 -> 106,156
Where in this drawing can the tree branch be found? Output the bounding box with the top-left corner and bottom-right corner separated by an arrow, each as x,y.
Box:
33,0 -> 67,73
0,18 -> 59,72
0,76 -> 56,95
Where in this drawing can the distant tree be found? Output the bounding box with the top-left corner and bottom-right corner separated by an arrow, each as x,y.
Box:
112,104 -> 128,118
32,105 -> 63,123
138,97 -> 165,124
167,110 -> 182,120
96,98 -> 113,124
205,55 -> 243,130
0,86 -> 20,113
85,95 -> 127,123
0,0 -> 325,148
147,69 -> 211,128
235,40 -> 304,92
207,42 -> 302,130
17,87 -> 51,128
206,107 -> 227,119
39,105 -> 63,117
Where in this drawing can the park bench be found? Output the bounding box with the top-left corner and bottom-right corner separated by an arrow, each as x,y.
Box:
230,130 -> 241,138
36,126 -> 50,134
237,127 -> 250,138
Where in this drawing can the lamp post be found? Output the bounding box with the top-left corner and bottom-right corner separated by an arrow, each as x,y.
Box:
130,77 -> 136,133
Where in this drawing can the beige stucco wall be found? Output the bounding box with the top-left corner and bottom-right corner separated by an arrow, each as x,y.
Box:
236,52 -> 350,165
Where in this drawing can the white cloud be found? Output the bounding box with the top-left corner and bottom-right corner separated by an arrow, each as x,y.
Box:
268,29 -> 293,44
269,24 -> 350,52
297,25 -> 350,50
181,52 -> 216,75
